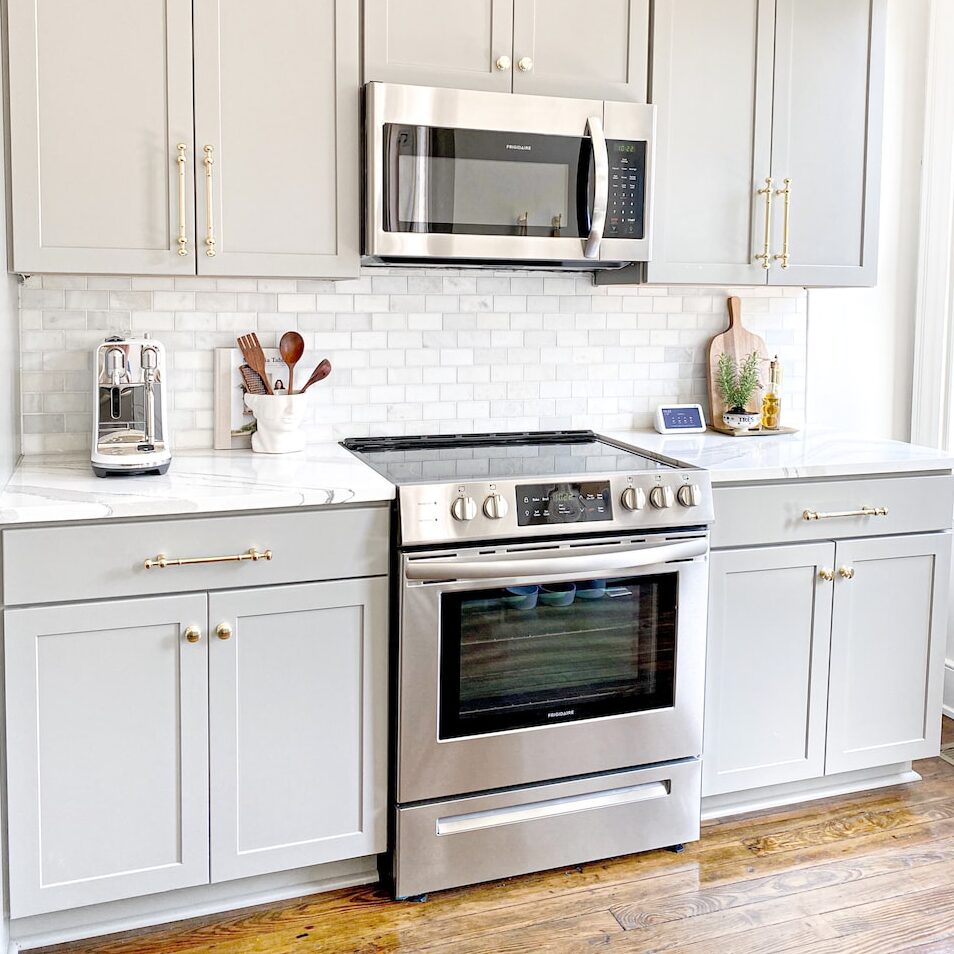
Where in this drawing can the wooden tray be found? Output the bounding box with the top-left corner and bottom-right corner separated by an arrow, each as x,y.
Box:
711,425 -> 800,438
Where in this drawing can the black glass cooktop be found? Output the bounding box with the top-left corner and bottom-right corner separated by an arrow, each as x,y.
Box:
341,430 -> 673,484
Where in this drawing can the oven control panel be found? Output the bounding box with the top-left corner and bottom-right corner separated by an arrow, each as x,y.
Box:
515,481 -> 613,526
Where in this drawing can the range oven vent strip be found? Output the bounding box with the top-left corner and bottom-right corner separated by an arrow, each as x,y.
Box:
435,780 -> 671,836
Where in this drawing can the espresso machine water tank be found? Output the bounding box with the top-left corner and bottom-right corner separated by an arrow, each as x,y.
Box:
91,335 -> 172,477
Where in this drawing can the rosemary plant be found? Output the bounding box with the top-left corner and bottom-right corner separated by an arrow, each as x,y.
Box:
715,351 -> 761,411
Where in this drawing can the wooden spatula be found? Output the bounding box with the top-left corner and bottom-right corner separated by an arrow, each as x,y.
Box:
300,358 -> 332,393
237,333 -> 274,394
706,297 -> 768,431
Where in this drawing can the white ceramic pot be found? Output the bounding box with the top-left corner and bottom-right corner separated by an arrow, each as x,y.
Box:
244,392 -> 310,454
722,410 -> 760,431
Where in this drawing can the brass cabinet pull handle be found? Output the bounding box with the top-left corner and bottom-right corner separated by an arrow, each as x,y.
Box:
176,143 -> 188,256
184,625 -> 202,643
818,568 -> 834,582
216,622 -> 233,640
203,144 -> 216,257
774,177 -> 792,268
144,547 -> 272,569
803,507 -> 888,521
755,177 -> 773,268
838,566 -> 855,580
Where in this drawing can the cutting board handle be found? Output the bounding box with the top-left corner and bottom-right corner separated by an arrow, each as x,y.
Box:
726,296 -> 742,328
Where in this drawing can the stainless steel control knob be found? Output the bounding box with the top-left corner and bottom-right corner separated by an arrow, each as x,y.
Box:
620,486 -> 646,511
451,495 -> 478,522
677,484 -> 702,508
650,485 -> 674,510
483,493 -> 509,520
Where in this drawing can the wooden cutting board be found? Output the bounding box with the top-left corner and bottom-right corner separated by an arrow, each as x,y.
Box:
706,296 -> 769,433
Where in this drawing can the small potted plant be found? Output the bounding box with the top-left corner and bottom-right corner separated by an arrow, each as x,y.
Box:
716,351 -> 762,431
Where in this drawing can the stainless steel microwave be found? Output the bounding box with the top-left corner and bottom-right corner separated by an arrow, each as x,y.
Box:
363,83 -> 655,268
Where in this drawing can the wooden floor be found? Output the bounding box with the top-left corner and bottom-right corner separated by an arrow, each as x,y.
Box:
40,718 -> 954,954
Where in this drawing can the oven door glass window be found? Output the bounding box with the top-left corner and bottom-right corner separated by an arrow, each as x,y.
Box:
439,573 -> 677,739
384,124 -> 592,238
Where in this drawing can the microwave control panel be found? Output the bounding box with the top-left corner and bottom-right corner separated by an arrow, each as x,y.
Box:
605,140 -> 646,239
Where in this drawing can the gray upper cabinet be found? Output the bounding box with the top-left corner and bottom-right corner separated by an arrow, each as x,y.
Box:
193,0 -> 359,277
363,0 -> 514,93
648,0 -> 885,287
510,0 -> 648,101
8,0 -> 197,274
363,0 -> 648,102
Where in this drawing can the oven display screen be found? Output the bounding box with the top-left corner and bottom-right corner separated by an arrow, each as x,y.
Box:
516,481 -> 613,526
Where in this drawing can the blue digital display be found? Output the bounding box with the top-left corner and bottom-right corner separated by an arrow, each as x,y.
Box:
662,407 -> 704,430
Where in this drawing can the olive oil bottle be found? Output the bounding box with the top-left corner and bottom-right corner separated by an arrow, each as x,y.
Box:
761,355 -> 782,430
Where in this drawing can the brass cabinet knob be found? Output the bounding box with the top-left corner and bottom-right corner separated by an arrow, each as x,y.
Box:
517,56 -> 533,72
184,625 -> 201,643
495,55 -> 511,71
818,568 -> 834,582
216,622 -> 233,640
838,566 -> 855,580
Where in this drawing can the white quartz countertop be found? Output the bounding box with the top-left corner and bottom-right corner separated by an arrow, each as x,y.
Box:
0,443 -> 395,525
607,428 -> 954,483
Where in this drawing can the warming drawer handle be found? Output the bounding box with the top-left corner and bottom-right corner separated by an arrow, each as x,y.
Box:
405,538 -> 707,583
144,547 -> 272,570
802,506 -> 888,522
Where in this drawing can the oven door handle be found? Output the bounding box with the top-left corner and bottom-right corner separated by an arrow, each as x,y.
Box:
584,115 -> 608,259
405,538 -> 707,583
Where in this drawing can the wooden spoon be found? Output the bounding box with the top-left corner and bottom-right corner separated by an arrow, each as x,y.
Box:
300,358 -> 332,393
279,331 -> 305,394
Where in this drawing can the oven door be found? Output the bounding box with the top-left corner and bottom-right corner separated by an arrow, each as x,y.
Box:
397,533 -> 707,804
365,83 -> 654,265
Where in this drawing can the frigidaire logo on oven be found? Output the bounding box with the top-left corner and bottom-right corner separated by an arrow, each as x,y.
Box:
506,143 -> 532,151
548,709 -> 575,719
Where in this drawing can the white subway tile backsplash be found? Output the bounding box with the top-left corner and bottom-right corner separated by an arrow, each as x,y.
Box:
19,268 -> 807,451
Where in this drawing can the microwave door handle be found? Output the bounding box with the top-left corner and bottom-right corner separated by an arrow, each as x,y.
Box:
584,115 -> 608,259
405,538 -> 707,583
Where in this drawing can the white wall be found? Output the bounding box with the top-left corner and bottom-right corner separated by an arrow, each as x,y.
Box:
805,0 -> 929,442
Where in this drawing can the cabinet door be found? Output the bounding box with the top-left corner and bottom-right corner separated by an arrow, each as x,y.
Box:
646,0 -> 775,285
703,543 -> 835,797
4,595 -> 209,917
510,0 -> 648,102
209,578 -> 388,882
768,0 -> 885,286
193,0 -> 359,277
826,534 -> 951,775
364,0 -> 514,93
7,0 -> 196,274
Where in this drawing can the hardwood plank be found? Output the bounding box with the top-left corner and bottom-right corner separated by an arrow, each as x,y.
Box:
941,715 -> 954,746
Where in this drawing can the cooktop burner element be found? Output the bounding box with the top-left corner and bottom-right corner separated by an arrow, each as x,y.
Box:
342,430 -> 714,546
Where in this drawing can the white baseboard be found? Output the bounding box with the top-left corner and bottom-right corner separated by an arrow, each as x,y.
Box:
702,762 -> 919,821
943,660 -> 954,717
9,856 -> 378,953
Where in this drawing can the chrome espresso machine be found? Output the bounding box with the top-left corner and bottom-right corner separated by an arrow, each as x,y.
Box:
91,335 -> 171,477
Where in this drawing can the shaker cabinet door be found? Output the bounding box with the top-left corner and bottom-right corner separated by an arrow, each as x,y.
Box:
208,578 -> 388,882
7,0 -> 197,274
703,543 -> 835,797
4,594 -> 210,917
193,0 -> 359,277
768,0 -> 885,287
826,534 -> 951,775
646,0 -> 775,285
510,0 -> 648,102
363,0 -> 515,93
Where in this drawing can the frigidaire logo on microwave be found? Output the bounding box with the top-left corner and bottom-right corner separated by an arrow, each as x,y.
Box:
506,143 -> 532,151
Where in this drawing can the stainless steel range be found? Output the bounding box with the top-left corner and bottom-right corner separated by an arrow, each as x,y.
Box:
342,430 -> 714,899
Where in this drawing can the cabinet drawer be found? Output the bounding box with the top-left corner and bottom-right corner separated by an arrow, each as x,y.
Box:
711,475 -> 954,549
3,507 -> 389,606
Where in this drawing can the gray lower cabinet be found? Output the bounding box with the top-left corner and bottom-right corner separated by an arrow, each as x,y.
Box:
705,531 -> 951,799
4,569 -> 388,917
4,594 -> 211,917
363,0 -> 649,102
648,0 -> 885,287
8,0 -> 197,274
703,543 -> 834,797
209,578 -> 387,882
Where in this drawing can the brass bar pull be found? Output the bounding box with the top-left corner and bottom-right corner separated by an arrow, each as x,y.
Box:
203,144 -> 216,257
774,177 -> 792,268
755,177 -> 773,268
176,144 -> 188,256
144,547 -> 272,570
803,506 -> 888,522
